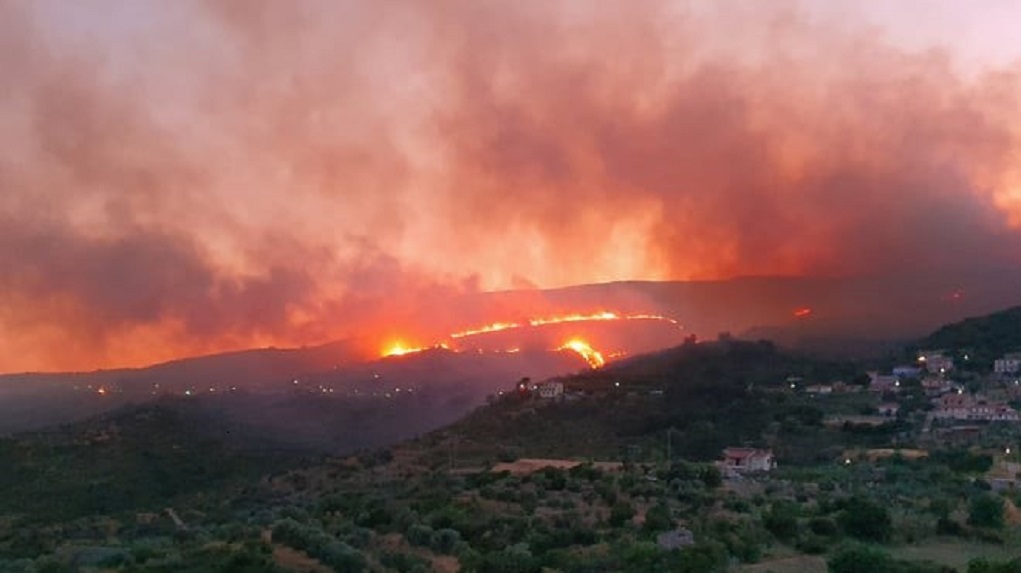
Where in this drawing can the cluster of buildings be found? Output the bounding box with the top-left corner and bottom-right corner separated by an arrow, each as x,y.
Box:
931,393 -> 1020,422
866,349 -> 1021,423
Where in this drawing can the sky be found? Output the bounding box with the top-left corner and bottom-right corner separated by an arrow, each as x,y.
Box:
2,0 -> 1021,373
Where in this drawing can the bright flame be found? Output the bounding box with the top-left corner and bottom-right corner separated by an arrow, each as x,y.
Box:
449,321 -> 522,339
793,307 -> 813,318
381,311 -> 680,362
559,338 -> 606,369
449,312 -> 681,340
382,342 -> 426,357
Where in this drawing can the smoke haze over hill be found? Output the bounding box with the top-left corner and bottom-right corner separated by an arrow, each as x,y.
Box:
3,1 -> 1021,371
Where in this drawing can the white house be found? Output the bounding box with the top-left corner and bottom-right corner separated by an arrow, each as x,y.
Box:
721,448 -> 775,473
536,381 -> 564,399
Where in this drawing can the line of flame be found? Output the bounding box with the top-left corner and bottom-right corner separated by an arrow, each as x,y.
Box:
449,312 -> 681,340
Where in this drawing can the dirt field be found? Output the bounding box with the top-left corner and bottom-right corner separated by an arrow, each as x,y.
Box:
739,555 -> 827,573
490,458 -> 622,474
890,540 -> 1020,570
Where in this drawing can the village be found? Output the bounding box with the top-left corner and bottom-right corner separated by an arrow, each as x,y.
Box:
504,347 -> 1021,489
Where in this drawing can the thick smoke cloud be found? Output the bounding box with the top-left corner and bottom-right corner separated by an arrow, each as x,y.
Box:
1,0 -> 1020,371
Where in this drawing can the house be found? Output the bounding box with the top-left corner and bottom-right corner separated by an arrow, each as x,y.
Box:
921,377 -> 952,396
918,351 -> 954,375
536,381 -> 564,399
877,403 -> 900,417
868,372 -> 900,393
721,447 -> 775,473
994,353 -> 1021,374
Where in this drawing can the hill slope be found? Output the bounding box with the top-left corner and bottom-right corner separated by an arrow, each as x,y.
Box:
914,306 -> 1021,368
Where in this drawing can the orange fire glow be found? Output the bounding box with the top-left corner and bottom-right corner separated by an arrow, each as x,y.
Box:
793,308 -> 813,318
449,321 -> 522,339
382,342 -> 426,357
379,311 -> 680,362
448,312 -> 681,341
558,339 -> 606,369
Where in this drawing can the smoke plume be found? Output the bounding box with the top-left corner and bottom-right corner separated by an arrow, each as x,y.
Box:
2,0 -> 1020,371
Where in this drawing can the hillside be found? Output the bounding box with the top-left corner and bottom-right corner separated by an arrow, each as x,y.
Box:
0,347 -> 587,436
0,401 -> 301,523
6,312 -> 1021,572
415,340 -> 865,466
914,306 -> 1021,369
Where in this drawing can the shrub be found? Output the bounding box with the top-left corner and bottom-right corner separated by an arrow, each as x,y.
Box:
609,501 -> 636,528
968,494 -> 1005,529
643,501 -> 674,533
838,498 -> 892,543
405,523 -> 435,548
968,557 -> 1021,573
809,517 -> 838,537
763,502 -> 799,542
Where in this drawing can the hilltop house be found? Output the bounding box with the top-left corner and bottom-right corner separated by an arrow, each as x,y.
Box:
721,448 -> 775,474
535,381 -> 564,399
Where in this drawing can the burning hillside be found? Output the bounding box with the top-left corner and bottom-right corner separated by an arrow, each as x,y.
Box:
380,312 -> 684,368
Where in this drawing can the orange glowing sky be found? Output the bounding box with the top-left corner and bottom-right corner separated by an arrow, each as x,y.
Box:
3,0 -> 1021,372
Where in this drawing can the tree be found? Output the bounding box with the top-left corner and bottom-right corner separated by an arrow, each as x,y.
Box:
643,501 -> 673,533
968,494 -> 1005,529
969,557 -> 1021,573
763,502 -> 799,542
829,546 -> 895,573
838,498 -> 892,543
609,501 -> 636,528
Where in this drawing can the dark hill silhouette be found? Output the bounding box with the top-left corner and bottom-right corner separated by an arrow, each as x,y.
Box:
912,306 -> 1021,369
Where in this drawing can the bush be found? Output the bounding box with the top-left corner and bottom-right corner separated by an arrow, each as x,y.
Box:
968,557 -> 1021,573
609,501 -> 636,528
809,517 -> 839,537
763,502 -> 799,542
829,546 -> 897,573
936,517 -> 965,536
968,494 -> 1005,529
405,523 -> 435,548
838,498 -> 892,543
379,551 -> 431,573
431,528 -> 462,554
643,501 -> 673,533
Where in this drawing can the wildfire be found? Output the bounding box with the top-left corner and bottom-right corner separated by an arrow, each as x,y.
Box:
558,338 -> 606,369
793,307 -> 813,318
449,321 -> 522,339
382,341 -> 427,357
448,311 -> 681,340
379,311 -> 680,363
